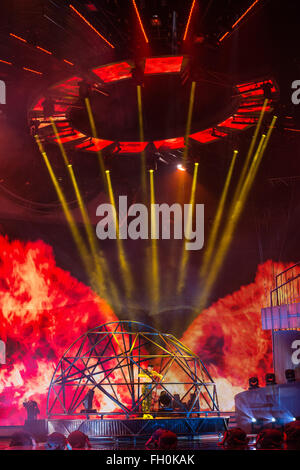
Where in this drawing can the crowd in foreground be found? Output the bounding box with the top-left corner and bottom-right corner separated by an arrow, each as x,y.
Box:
4,420 -> 300,450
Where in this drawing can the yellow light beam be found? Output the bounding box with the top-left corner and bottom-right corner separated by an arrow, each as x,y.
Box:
177,162 -> 199,294
85,97 -> 106,184
51,120 -> 119,304
200,150 -> 238,279
183,81 -> 196,164
197,120 -> 276,311
231,99 -> 268,206
137,85 -> 147,200
34,135 -> 92,277
149,169 -> 160,313
105,170 -> 134,299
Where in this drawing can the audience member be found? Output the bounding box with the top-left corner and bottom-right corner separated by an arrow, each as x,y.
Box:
219,427 -> 249,449
9,432 -> 36,449
256,428 -> 284,449
157,430 -> 177,450
68,430 -> 91,449
46,432 -> 70,450
284,420 -> 300,450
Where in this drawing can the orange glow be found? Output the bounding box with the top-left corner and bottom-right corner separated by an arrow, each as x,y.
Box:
132,0 -> 149,43
10,33 -> 27,43
232,0 -> 260,28
36,45 -> 52,55
183,0 -> 196,41
23,67 -> 43,75
0,59 -> 12,65
69,4 -> 115,48
63,59 -> 74,66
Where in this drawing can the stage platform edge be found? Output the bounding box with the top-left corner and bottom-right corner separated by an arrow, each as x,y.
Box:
46,416 -> 228,439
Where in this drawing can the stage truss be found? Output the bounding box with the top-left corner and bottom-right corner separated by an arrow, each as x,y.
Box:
47,321 -> 219,419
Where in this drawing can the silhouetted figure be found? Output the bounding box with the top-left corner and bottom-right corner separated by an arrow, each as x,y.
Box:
23,399 -> 40,422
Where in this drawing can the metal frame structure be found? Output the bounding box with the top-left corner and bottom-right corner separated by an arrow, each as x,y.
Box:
47,321 -> 219,419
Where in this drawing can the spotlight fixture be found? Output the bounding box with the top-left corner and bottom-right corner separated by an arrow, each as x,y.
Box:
248,376 -> 259,389
265,373 -> 276,386
177,164 -> 186,172
151,15 -> 161,27
251,417 -> 257,422
285,369 -> 296,383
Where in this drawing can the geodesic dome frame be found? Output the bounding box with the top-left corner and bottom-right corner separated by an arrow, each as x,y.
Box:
47,321 -> 219,418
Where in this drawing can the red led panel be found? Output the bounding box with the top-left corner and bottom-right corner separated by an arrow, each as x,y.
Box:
33,98 -> 44,112
118,142 -> 148,153
190,129 -> 219,143
76,138 -> 113,151
144,56 -> 183,74
218,117 -> 249,130
53,130 -> 86,143
154,137 -> 185,149
93,62 -> 132,83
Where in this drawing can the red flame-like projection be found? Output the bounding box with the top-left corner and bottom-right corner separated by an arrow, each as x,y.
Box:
0,236 -> 117,425
181,260 -> 293,410
0,235 -> 293,423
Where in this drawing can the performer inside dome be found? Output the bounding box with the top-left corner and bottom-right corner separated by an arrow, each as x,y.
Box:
138,364 -> 163,418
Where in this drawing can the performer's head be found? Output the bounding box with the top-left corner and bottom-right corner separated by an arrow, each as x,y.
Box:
147,364 -> 154,371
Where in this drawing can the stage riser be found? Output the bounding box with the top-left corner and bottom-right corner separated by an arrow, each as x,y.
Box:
47,417 -> 227,438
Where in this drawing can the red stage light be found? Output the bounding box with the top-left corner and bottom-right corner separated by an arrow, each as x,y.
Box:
23,67 -> 43,76
144,56 -> 183,74
219,0 -> 260,42
0,59 -> 12,66
183,0 -> 196,41
232,0 -> 260,28
36,46 -> 52,55
93,62 -> 132,83
63,59 -> 74,66
132,0 -> 149,44
10,33 -> 27,43
69,4 -> 114,48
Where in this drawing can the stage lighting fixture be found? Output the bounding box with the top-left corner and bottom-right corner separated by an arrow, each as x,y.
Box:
151,15 -> 161,27
251,417 -> 257,422
158,391 -> 172,410
248,376 -> 259,389
265,373 -> 277,386
271,417 -> 276,422
285,369 -> 296,383
177,164 -> 186,171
